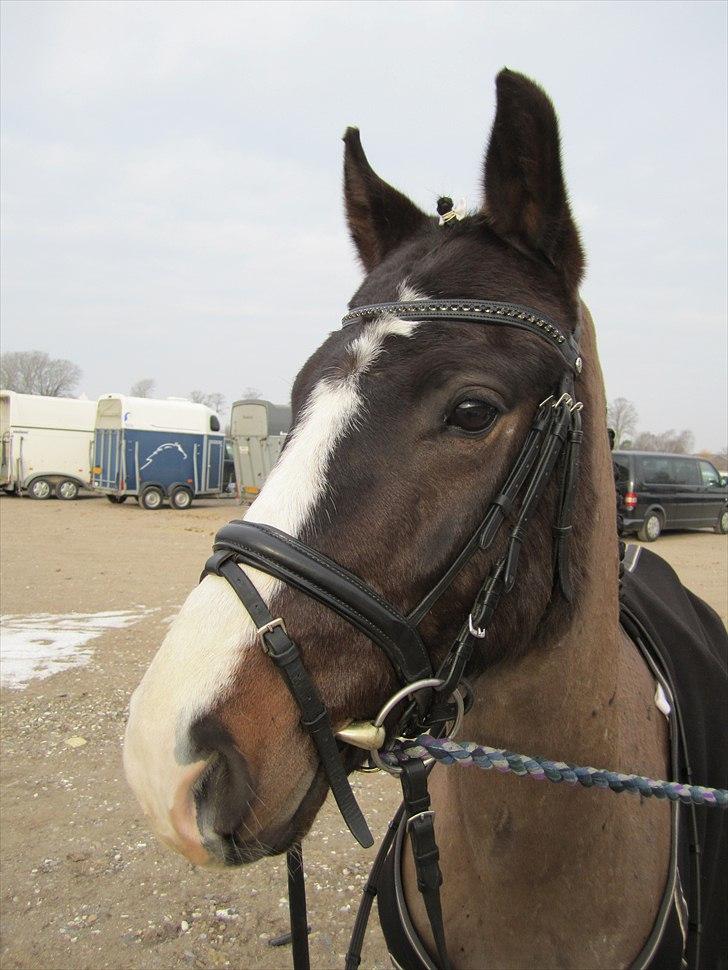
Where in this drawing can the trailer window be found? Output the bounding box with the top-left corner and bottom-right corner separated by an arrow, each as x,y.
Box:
210,415 -> 221,432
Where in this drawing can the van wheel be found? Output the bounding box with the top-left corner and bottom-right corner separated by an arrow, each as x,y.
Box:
716,510 -> 728,535
106,495 -> 127,504
170,486 -> 193,510
140,486 -> 164,510
638,511 -> 662,542
56,479 -> 79,501
28,478 -> 52,500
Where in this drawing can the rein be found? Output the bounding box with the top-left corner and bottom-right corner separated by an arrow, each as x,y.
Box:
384,735 -> 728,807
202,296 -> 586,970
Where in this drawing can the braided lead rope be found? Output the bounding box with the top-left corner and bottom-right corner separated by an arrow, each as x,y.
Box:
384,736 -> 728,808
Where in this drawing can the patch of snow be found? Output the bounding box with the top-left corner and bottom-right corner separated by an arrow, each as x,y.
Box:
0,609 -> 155,689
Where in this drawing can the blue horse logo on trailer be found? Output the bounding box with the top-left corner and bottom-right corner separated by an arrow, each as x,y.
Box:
140,442 -> 188,471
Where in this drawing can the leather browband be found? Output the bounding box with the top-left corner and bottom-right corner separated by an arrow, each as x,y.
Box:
341,299 -> 583,374
212,521 -> 433,686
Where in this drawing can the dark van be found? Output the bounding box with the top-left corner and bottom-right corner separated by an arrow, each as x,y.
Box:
613,451 -> 728,541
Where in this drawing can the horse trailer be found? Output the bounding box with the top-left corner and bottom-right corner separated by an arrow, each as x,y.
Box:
91,395 -> 225,510
229,399 -> 291,498
0,390 -> 96,500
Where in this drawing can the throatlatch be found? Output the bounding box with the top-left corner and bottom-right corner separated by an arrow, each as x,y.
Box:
202,297 -> 584,970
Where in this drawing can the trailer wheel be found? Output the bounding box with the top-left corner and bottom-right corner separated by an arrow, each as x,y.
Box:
56,479 -> 79,501
28,478 -> 53,500
106,495 -> 127,504
170,485 -> 193,510
140,486 -> 164,510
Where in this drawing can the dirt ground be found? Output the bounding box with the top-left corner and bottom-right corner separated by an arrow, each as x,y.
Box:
1,495 -> 726,970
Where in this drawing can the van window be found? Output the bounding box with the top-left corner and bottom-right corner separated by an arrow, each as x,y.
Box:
210,415 -> 221,432
672,459 -> 700,486
699,460 -> 721,487
639,456 -> 699,486
639,456 -> 672,484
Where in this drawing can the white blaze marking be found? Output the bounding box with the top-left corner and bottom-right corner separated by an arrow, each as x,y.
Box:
123,283 -> 426,848
243,375 -> 362,537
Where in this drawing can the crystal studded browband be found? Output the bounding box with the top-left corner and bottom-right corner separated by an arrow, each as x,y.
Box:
341,299 -> 583,373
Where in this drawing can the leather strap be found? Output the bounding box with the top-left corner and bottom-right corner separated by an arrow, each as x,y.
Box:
203,550 -> 373,849
286,843 -> 311,970
400,759 -> 451,970
502,399 -> 571,592
344,804 -> 406,970
553,408 -> 583,602
213,521 -> 433,688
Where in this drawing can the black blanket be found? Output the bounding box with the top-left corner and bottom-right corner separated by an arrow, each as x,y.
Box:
620,546 -> 727,970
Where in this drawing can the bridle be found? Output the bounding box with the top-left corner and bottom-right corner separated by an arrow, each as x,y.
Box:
201,298 -> 584,970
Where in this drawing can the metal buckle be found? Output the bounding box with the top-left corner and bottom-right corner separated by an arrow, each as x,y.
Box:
468,613 -> 487,639
406,809 -> 435,831
256,617 -> 287,643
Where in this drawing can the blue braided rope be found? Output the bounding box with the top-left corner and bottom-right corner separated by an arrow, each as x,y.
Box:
384,736 -> 728,808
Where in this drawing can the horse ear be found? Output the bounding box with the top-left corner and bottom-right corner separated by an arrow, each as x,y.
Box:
483,69 -> 584,290
343,127 -> 428,272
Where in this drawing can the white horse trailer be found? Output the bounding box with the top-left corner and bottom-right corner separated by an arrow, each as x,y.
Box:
0,391 -> 96,500
229,399 -> 291,498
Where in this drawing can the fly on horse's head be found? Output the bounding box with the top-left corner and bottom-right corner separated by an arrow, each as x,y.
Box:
124,70 -> 726,970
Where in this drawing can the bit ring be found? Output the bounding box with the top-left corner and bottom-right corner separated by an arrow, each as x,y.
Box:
370,678 -> 465,776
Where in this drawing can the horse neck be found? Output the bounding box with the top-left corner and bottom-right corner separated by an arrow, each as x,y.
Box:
403,305 -> 672,967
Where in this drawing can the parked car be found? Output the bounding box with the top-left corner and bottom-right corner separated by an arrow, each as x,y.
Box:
613,451 -> 728,541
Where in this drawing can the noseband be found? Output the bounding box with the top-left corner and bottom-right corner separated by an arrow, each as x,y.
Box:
201,298 -> 584,970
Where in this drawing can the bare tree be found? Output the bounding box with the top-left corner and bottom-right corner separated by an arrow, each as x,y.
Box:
0,350 -> 82,397
606,397 -> 638,449
632,429 -> 695,454
189,390 -> 226,414
239,386 -> 262,401
130,378 -> 156,398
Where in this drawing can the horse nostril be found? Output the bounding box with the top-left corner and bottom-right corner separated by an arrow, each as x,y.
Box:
189,716 -> 253,840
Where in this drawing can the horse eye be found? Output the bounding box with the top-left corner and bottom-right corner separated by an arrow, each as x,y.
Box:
447,399 -> 499,434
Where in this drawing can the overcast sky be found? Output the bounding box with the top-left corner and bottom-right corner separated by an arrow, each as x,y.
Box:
2,0 -> 726,449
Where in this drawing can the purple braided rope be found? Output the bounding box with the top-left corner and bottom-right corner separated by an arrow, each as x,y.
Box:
383,735 -> 728,808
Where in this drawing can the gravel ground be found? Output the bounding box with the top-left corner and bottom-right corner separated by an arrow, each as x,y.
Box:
1,494 -> 726,970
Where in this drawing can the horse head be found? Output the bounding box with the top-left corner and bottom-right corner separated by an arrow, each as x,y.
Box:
124,69 -> 604,868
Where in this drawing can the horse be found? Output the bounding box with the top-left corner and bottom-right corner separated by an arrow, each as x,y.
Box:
123,70 -> 727,969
